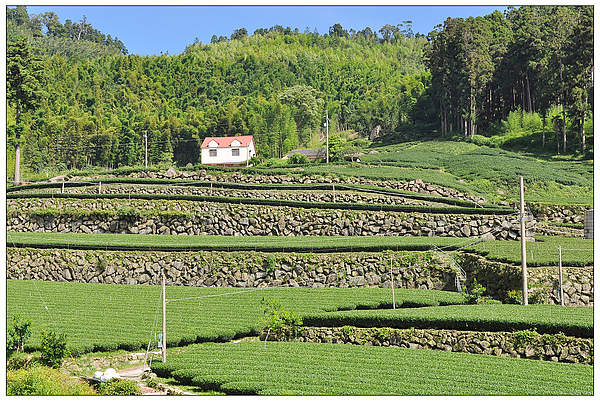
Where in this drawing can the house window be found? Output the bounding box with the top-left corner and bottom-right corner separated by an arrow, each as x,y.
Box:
232,149 -> 240,157
209,149 -> 217,157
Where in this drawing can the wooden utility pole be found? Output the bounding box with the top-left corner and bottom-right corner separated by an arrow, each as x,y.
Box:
390,254 -> 396,310
520,176 -> 528,305
325,110 -> 329,163
162,270 -> 167,362
144,131 -> 148,169
558,246 -> 564,306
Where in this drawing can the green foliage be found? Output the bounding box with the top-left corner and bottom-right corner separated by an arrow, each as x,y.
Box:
7,313 -> 32,354
288,152 -> 311,165
463,279 -> 486,305
97,378 -> 142,395
6,365 -> 97,395
264,254 -> 277,274
115,205 -> 140,221
513,327 -> 540,348
504,290 -> 523,305
151,342 -> 593,395
39,329 -> 67,368
465,236 -> 593,267
6,231 -> 490,254
261,297 -> 303,340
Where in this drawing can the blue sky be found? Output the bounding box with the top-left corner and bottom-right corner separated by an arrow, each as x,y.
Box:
22,4 -> 509,56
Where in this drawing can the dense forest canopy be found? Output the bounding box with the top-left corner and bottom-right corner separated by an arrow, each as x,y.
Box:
5,5 -> 593,176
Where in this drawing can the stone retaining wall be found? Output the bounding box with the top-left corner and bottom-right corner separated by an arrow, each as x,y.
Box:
6,247 -> 593,306
61,167 -> 486,204
7,198 -> 532,240
284,327 -> 593,365
56,184 -> 452,208
460,254 -> 593,307
6,248 -> 455,290
51,168 -> 590,224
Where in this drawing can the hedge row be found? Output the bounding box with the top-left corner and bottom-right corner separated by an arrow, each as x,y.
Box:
301,304 -> 593,338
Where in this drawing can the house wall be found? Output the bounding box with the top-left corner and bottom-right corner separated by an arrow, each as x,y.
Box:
201,142 -> 256,165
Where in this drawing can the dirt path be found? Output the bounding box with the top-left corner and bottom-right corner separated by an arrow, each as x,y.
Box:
117,365 -> 192,395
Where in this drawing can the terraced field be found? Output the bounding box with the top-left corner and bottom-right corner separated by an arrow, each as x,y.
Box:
150,342 -> 593,395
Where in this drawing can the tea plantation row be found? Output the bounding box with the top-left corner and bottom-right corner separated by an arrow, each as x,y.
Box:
7,280 -> 592,358
150,342 -> 593,395
7,232 -> 593,266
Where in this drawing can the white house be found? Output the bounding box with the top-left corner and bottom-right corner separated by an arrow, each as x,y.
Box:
200,135 -> 256,167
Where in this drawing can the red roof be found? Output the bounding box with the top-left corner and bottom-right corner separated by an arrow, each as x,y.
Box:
200,136 -> 254,148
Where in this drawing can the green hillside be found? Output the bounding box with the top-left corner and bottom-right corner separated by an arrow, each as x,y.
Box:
6,5 -> 593,189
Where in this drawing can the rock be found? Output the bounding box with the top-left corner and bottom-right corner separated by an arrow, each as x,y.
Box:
164,168 -> 177,178
49,175 -> 68,182
62,269 -> 72,281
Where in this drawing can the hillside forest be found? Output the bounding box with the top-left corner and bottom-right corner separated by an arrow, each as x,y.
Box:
6,5 -> 594,178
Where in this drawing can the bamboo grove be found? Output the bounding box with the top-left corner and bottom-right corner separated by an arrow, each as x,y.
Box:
6,6 -> 593,176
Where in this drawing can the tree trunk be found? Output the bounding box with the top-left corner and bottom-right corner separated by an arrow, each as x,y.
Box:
14,102 -> 21,185
526,73 -> 533,113
542,114 -> 546,148
561,105 -> 567,154
14,142 -> 21,185
581,113 -> 586,153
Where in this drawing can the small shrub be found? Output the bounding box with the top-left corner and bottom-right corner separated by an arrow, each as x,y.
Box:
288,152 -> 311,165
97,378 -> 142,395
505,290 -> 523,305
463,279 -> 486,305
529,288 -> 548,305
7,313 -> 32,354
145,376 -> 159,389
264,254 -> 277,274
39,329 -> 68,369
261,297 -> 303,341
116,205 -> 139,221
514,328 -> 540,348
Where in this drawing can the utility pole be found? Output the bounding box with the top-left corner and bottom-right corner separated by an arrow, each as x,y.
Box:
558,246 -> 564,306
520,176 -> 528,305
144,131 -> 148,169
162,270 -> 167,362
325,110 -> 329,163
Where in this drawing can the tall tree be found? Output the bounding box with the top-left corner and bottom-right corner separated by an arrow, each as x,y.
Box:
565,5 -> 593,153
6,36 -> 45,184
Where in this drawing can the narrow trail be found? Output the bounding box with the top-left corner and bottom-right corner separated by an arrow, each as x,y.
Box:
116,365 -> 193,395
